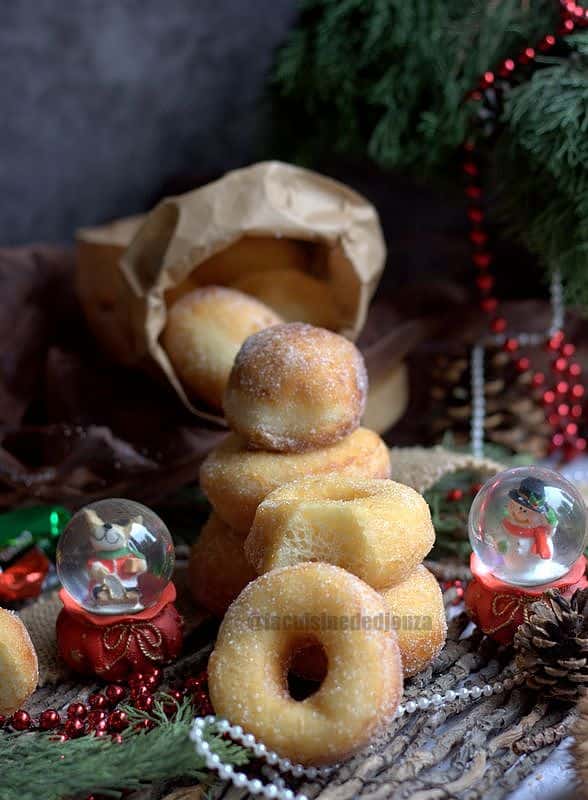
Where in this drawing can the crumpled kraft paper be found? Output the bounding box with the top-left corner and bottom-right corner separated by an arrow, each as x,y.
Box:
117,161 -> 386,421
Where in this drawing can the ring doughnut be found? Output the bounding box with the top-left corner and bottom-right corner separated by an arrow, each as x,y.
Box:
381,565 -> 446,677
161,286 -> 283,411
188,514 -> 256,617
0,608 -> 38,714
245,477 -> 435,588
231,269 -> 338,329
223,322 -> 367,452
199,428 -> 391,535
208,562 -> 402,765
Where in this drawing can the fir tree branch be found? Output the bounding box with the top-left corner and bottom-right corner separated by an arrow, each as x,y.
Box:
0,698 -> 248,800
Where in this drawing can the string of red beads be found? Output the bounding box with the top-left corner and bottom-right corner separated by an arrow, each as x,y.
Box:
462,2 -> 586,460
0,667 -> 212,741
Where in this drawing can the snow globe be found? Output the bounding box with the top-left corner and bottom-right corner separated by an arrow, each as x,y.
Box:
56,499 -> 183,679
465,467 -> 588,644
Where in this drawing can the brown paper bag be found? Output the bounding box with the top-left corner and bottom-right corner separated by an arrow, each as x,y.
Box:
77,162 -> 386,422
125,162 -> 386,420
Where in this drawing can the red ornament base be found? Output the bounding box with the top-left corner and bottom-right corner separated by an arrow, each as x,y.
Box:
57,583 -> 183,680
465,554 -> 588,645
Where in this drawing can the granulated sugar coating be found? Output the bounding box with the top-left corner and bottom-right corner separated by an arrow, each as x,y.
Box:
162,286 -> 283,410
381,565 -> 447,677
223,322 -> 368,452
208,563 -> 403,766
187,513 -> 257,617
245,476 -> 435,588
199,428 -> 391,534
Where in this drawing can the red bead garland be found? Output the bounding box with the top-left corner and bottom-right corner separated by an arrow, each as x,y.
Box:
462,3 -> 586,460
0,667 -> 212,742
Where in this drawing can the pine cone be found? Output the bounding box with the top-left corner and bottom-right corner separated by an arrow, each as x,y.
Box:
514,589 -> 588,701
429,348 -> 549,457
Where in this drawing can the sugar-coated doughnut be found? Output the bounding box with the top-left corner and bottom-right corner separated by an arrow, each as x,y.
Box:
161,287 -> 283,410
208,563 -> 402,765
223,323 -> 368,452
231,269 -> 338,329
245,477 -> 435,588
188,514 -> 256,617
200,428 -> 391,535
0,608 -> 38,714
381,565 -> 446,678
291,566 -> 446,681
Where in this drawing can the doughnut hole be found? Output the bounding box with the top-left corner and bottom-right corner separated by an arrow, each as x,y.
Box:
223,322 -> 368,452
245,477 -> 435,588
161,286 -> 283,411
199,428 -> 391,535
208,563 -> 402,766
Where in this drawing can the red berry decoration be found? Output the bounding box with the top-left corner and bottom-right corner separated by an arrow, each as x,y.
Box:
503,338 -> 519,353
516,357 -> 531,373
108,710 -> 129,733
571,384 -> 585,399
65,718 -> 86,739
87,710 -> 107,728
106,685 -> 126,704
446,488 -> 464,502
111,734 -> 124,744
135,718 -> 154,732
135,695 -> 154,713
67,702 -> 87,720
532,372 -> 546,388
490,316 -> 507,333
88,693 -> 108,710
10,710 -> 31,731
543,390 -> 556,406
39,709 -> 60,731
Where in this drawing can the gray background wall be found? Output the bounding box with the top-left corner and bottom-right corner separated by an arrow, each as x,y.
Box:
0,0 -> 298,244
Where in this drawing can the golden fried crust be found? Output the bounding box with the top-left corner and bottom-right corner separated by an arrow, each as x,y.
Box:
223,322 -> 368,452
208,563 -> 402,766
381,565 -> 447,678
188,514 -> 257,617
245,477 -> 435,588
199,428 -> 391,535
291,566 -> 446,681
162,286 -> 283,411
0,608 -> 39,715
231,269 -> 339,329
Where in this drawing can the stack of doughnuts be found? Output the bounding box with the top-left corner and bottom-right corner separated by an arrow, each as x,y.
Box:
190,323 -> 390,611
246,475 -> 446,679
190,322 -> 447,765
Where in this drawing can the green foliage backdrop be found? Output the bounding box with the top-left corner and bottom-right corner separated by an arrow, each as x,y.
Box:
272,1 -> 588,307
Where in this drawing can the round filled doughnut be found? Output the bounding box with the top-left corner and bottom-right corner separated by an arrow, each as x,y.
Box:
161,286 -> 283,411
231,269 -> 338,329
245,477 -> 435,588
223,322 -> 368,452
199,427 -> 391,535
0,608 -> 38,714
188,514 -> 257,617
381,565 -> 447,678
208,562 -> 402,765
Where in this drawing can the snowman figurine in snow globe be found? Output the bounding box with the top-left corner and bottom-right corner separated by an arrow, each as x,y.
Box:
56,499 -> 183,680
465,466 -> 588,644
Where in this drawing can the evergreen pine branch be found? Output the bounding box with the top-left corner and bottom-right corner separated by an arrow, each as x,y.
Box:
271,2 -> 588,308
0,698 -> 247,800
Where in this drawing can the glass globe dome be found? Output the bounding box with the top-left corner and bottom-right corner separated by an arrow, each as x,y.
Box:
56,498 -> 175,615
469,466 -> 587,587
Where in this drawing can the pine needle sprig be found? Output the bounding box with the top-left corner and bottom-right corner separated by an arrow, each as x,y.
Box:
0,697 -> 247,800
